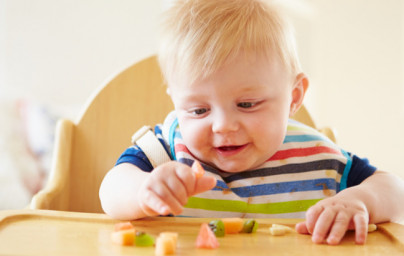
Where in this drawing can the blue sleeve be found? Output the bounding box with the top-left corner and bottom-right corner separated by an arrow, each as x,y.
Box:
347,153 -> 377,187
115,146 -> 154,172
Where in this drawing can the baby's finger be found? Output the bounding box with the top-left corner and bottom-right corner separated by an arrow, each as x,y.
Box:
295,222 -> 310,234
305,204 -> 324,234
354,213 -> 368,244
326,211 -> 350,245
158,184 -> 185,215
192,176 -> 217,195
312,208 -> 336,244
173,165 -> 196,197
147,183 -> 184,215
139,201 -> 163,217
165,172 -> 190,205
139,189 -> 171,216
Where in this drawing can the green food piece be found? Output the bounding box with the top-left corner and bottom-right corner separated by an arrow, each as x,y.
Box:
135,231 -> 155,246
208,220 -> 225,237
241,219 -> 258,233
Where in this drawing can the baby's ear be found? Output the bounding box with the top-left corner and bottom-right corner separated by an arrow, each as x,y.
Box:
289,73 -> 309,116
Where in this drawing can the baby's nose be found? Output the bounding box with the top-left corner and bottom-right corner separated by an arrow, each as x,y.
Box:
211,112 -> 239,133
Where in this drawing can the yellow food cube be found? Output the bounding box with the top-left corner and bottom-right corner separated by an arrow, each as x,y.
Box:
159,232 -> 178,244
222,218 -> 244,234
155,232 -> 178,255
110,229 -> 135,246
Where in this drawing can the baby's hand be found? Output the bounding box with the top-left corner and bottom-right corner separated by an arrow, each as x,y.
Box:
295,196 -> 369,245
137,161 -> 216,217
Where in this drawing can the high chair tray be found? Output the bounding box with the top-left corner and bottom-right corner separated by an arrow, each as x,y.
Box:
0,209 -> 403,255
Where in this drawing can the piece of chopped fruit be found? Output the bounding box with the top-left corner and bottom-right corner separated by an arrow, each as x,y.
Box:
135,231 -> 155,247
159,232 -> 178,244
222,218 -> 244,234
155,232 -> 178,255
241,219 -> 258,233
368,224 -> 377,232
196,223 -> 220,249
111,229 -> 135,245
208,220 -> 225,237
192,160 -> 205,178
114,221 -> 135,231
271,224 -> 293,232
269,224 -> 294,236
269,226 -> 287,236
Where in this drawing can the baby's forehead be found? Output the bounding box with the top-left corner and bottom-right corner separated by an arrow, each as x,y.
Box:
168,51 -> 288,86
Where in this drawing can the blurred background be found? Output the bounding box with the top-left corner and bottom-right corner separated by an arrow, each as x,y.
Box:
0,0 -> 403,209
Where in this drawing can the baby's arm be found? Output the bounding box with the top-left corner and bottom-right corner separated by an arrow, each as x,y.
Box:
296,171 -> 404,245
99,162 -> 216,220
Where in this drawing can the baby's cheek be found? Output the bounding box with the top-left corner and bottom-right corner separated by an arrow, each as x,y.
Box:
181,127 -> 208,155
255,124 -> 285,156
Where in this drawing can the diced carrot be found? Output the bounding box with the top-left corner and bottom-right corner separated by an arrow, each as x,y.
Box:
114,221 -> 135,232
192,160 -> 205,178
159,232 -> 178,244
110,229 -> 135,246
155,232 -> 178,255
195,223 -> 220,249
222,218 -> 244,234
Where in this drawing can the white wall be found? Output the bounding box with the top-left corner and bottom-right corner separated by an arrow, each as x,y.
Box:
0,0 -> 6,90
292,0 -> 404,178
1,0 -> 403,178
1,0 -> 164,117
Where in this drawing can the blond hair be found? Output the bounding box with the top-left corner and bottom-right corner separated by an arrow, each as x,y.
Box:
158,0 -> 301,86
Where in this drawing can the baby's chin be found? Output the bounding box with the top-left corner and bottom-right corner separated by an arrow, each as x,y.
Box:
209,160 -> 264,174
191,149 -> 274,173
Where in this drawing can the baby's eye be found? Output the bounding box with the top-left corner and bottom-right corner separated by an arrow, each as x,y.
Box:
237,102 -> 256,108
191,108 -> 208,115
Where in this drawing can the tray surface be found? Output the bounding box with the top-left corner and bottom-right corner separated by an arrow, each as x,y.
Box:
0,209 -> 403,255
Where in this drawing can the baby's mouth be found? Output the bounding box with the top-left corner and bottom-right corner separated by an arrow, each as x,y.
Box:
217,145 -> 243,151
215,144 -> 248,155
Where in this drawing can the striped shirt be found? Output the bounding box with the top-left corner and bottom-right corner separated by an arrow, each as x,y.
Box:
116,112 -> 376,218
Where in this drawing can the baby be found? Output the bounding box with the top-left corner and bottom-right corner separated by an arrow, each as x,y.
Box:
99,0 -> 404,245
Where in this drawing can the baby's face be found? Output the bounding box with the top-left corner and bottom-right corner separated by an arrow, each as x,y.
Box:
169,53 -> 295,173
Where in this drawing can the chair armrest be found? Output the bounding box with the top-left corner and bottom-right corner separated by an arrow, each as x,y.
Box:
30,119 -> 74,210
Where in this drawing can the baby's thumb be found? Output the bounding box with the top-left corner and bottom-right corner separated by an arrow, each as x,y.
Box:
192,176 -> 217,195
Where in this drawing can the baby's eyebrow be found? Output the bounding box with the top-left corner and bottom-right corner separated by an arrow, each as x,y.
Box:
186,89 -> 215,98
180,94 -> 207,102
237,83 -> 270,91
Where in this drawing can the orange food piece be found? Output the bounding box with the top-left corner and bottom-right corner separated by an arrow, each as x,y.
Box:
159,232 -> 178,244
192,160 -> 205,178
114,221 -> 135,231
110,229 -> 135,246
222,218 -> 244,234
155,232 -> 178,255
195,223 -> 220,249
